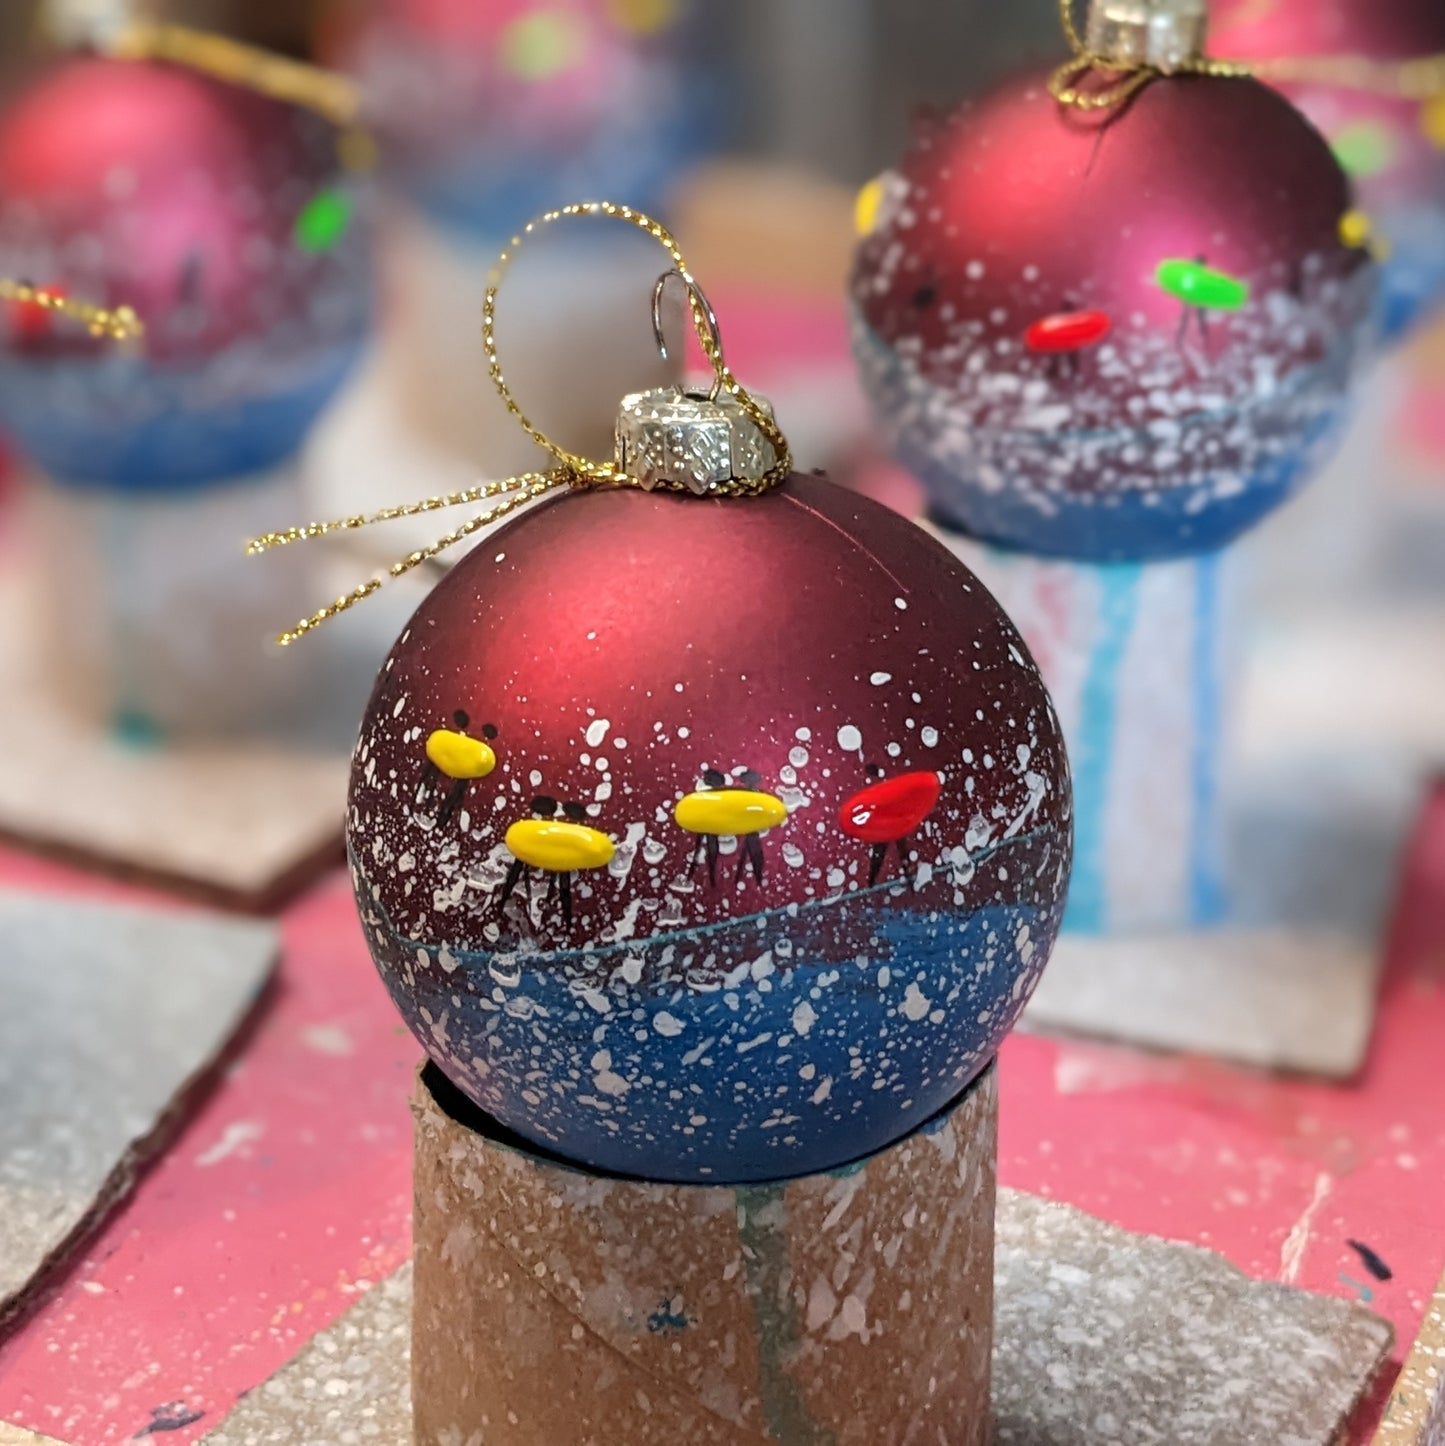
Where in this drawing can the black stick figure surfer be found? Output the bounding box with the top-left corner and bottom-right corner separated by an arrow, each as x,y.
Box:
419,711 -> 498,827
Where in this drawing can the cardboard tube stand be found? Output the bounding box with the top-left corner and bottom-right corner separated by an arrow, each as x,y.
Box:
30,462 -> 315,738
412,1060 -> 998,1446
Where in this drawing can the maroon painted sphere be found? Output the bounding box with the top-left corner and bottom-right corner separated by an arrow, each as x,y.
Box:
335,0 -> 715,234
851,73 -> 1377,559
0,57 -> 359,362
348,475 -> 1073,1181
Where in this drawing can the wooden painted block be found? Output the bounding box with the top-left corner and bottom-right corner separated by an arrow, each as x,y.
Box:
26,465 -> 316,739
935,528 -> 1412,1077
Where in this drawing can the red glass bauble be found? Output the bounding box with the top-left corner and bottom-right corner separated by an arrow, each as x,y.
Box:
0,57 -> 357,360
0,58 -> 371,487
1214,0 -> 1445,338
349,475 -> 1073,1182
850,74 -> 1377,561
336,0 -> 718,235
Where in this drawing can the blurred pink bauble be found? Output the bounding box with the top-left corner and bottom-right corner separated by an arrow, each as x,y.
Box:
850,73 -> 1377,559
0,56 -> 358,363
333,0 -> 722,235
1214,0 -> 1445,336
0,56 -> 371,487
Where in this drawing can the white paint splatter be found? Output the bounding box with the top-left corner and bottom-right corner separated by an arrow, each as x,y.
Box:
830,1293 -> 868,1342
301,1023 -> 354,1057
591,1050 -> 630,1097
807,1277 -> 837,1332
195,1120 -> 265,1167
901,984 -> 931,1022
1279,1172 -> 1333,1284
681,1036 -> 716,1066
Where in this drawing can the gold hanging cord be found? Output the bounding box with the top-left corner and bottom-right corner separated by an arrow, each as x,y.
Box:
247,201 -> 793,647
0,279 -> 143,341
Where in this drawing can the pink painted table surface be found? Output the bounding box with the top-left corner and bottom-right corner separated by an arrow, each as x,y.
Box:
0,291 -> 1440,1444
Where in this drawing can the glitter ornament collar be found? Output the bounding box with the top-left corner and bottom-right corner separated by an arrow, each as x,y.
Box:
1051,0 -> 1445,113
248,201 -> 793,646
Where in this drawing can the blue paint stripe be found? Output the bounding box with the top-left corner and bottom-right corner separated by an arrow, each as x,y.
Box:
1063,563 -> 1143,935
1189,552 -> 1228,925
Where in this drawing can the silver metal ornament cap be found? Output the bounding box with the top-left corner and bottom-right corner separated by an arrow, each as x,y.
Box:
39,0 -> 152,47
1085,0 -> 1208,71
616,386 -> 778,497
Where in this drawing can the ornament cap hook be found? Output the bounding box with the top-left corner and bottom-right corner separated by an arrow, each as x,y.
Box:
626,265 -> 779,495
652,268 -> 726,403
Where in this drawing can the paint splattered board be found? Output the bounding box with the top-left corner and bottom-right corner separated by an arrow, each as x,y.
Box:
0,784 -> 1437,1442
200,1191 -> 1393,1446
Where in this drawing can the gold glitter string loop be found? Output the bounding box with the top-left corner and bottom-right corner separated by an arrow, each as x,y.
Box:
0,279 -> 144,341
1050,0 -> 1445,112
249,202 -> 794,647
482,201 -> 791,491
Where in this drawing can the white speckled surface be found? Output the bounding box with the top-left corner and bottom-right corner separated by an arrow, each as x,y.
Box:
994,1191 -> 1393,1446
0,892 -> 276,1328
201,1265 -> 413,1446
204,1186 -> 1392,1446
1019,744 -> 1421,1077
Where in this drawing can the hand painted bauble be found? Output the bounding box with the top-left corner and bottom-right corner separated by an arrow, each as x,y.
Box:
850,75 -> 1378,562
0,58 -> 371,489
338,0 -> 722,236
349,474 -> 1072,1182
1215,0 -> 1445,340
